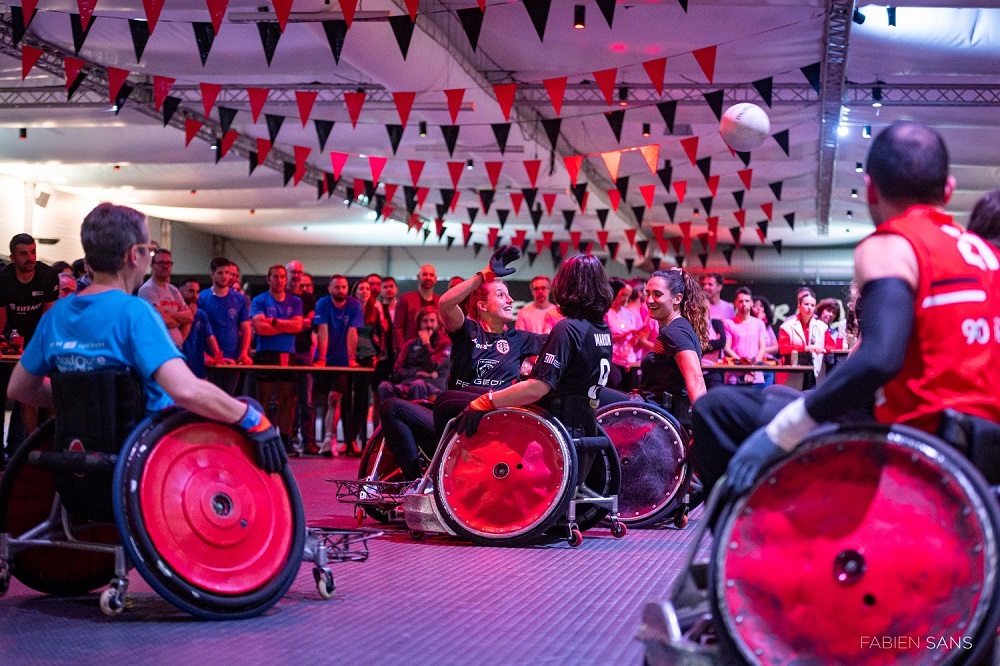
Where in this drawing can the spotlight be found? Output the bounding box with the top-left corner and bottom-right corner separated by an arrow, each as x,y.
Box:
250,209 -> 255,215
18,128 -> 26,140
855,162 -> 863,172
642,123 -> 651,137
887,6 -> 896,26
863,125 -> 872,138
851,189 -> 858,198
872,85 -> 883,108
573,4 -> 585,29
693,208 -> 700,217
113,165 -> 121,172
852,8 -> 866,25
419,121 -> 427,137
618,86 -> 628,106
847,210 -> 853,219
837,125 -> 849,137
466,158 -> 474,170
190,189 -> 197,195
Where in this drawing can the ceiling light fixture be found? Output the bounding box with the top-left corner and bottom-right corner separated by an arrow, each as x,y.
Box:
863,125 -> 872,138
847,210 -> 853,219
419,121 -> 427,137
872,84 -> 883,108
642,123 -> 651,137
573,4 -> 585,29
837,125 -> 849,137
887,6 -> 896,26
852,8 -> 866,24
618,86 -> 628,106
19,128 -> 26,140
466,159 -> 474,170
855,162 -> 863,172
851,188 -> 858,198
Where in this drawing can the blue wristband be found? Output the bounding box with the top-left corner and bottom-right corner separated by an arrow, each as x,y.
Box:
237,404 -> 264,431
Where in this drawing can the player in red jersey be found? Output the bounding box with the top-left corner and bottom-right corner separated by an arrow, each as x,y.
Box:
691,121 -> 1000,496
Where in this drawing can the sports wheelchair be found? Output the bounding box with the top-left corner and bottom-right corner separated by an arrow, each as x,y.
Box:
0,369 -> 378,619
637,422 -> 1000,665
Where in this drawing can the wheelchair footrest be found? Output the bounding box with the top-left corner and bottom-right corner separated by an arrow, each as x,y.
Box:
329,479 -> 419,507
28,450 -> 116,474
304,527 -> 382,566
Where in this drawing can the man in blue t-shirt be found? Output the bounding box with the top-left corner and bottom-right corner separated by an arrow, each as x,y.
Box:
197,257 -> 251,395
313,274 -> 362,454
250,265 -> 303,454
179,279 -> 222,379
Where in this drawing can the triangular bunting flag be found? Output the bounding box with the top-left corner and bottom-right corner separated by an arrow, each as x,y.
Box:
322,20 -> 348,64
447,236 -> 456,250
607,242 -> 620,261
624,228 -> 637,247
77,0 -> 98,32
594,0 -> 615,27
737,168 -> 753,190
542,193 -> 557,216
408,160 -> 424,187
522,188 -> 538,211
184,118 -> 203,147
639,144 -> 660,175
522,0 -> 552,42
639,184 -> 656,209
769,181 -> 783,201
11,6 -> 33,46
572,183 -> 587,212
385,124 -> 404,155
338,0 -> 357,26
784,212 -> 795,230
703,90 -> 725,121
513,228 -> 528,251
656,162 -> 673,192
632,206 -> 645,227
664,201 -> 677,222
523,159 -> 541,188
444,88 -> 465,124
462,224 -> 472,246
593,67 -> 618,106
447,161 -> 465,189
493,83 -> 516,122
564,155 -> 583,186
484,161 -> 503,189
479,190 -> 495,214
745,246 -> 756,261
673,182 -> 686,204
605,110 -> 625,143
491,123 -> 510,154
249,151 -> 259,175
66,57 -> 88,101
596,230 -> 609,249
732,190 -> 745,209
635,238 -> 647,255
434,218 -> 445,239
128,19 -> 151,63
510,192 -> 524,216
417,187 -> 430,209
468,208 -> 480,226
457,6 -> 485,51
657,100 -> 677,134
562,210 -> 575,231
707,175 -> 720,198
218,130 -> 237,160
530,207 -> 543,230
801,62 -> 822,94
247,87 -> 268,122
266,113 -> 285,143
698,253 -> 709,268
72,13 -> 97,55
734,209 -> 746,227
730,226 -> 742,248
344,90 -> 365,127
601,151 -> 622,182
21,46 -> 43,80
616,175 -> 630,200
162,96 -> 181,126
295,90 -> 318,127
315,119 -> 334,151
773,129 -> 790,156
722,248 -> 733,265
543,76 -> 567,115
392,91 -> 415,128
541,118 -> 561,150
435,203 -> 449,220
696,157 -> 712,183
388,15 -> 415,59
383,183 -> 398,204
761,202 -> 774,221
258,22 -> 281,66
752,76 -> 773,108
737,151 -> 752,167
757,219 -> 768,240
699,196 -> 713,217
326,172 -> 337,197
192,22 -> 215,64
527,251 -> 537,267
204,0 -> 228,34
329,151 -> 348,180
680,136 -> 699,166
141,0 -> 163,33
272,0 -> 293,31
200,82 -> 221,117
607,190 -> 621,212
642,57 -> 666,96
773,240 -> 783,255
496,209 -> 510,228
625,258 -> 634,273
218,106 -> 238,134
692,45 -> 717,84
368,155 -> 387,184
441,125 -> 460,156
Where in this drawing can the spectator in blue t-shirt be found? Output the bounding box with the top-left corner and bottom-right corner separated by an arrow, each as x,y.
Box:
197,257 -> 252,395
8,203 -> 287,474
179,279 -> 222,379
313,274 -> 362,455
250,265 -> 303,454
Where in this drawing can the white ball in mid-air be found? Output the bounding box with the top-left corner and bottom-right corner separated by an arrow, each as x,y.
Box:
720,103 -> 771,152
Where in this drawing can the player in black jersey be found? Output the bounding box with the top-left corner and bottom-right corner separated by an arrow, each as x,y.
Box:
458,254 -> 614,438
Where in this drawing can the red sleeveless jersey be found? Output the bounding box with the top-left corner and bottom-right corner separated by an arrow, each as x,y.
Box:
871,206 -> 1000,430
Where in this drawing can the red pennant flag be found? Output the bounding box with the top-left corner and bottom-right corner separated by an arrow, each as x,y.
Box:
639,184 -> 656,209
541,230 -> 555,252
596,230 -> 609,249
295,90 -> 318,127
559,241 -> 570,256
142,0 -> 164,34
450,190 -> 461,213
200,82 -> 221,117
512,229 -> 528,250
344,90 -> 366,128
383,183 -> 398,203
706,216 -> 719,233
338,0 -> 358,27
21,46 -> 43,80
586,242 -> 596,257
607,189 -> 621,211
642,57 -> 666,96
692,45 -> 717,84
510,192 -> 524,216
733,210 -> 746,227
487,227 -> 499,248
444,88 -> 465,124
292,146 -> 311,184
407,213 -> 420,231
523,160 -> 541,188
580,191 -> 589,213
542,193 -> 557,216
756,227 -> 767,243
368,155 -> 387,184
152,76 -> 176,112
392,91 -> 415,128
461,223 -> 473,245
77,0 -> 98,31
407,160 -> 424,187
434,218 -> 445,237
330,151 -> 349,180
707,174 -> 720,197
476,0 -> 485,10
184,118 -> 203,147
247,87 -> 268,123
542,76 -> 567,115
22,0 -> 38,25
271,0 -> 293,31
680,136 -> 699,166
673,181 -> 687,203
761,202 -> 773,221
707,229 -> 718,252
682,235 -> 693,255
204,0 -> 229,34
653,226 -> 668,254
107,67 -> 130,104
381,205 -> 394,221
65,57 -> 86,92
403,0 -> 418,21
417,187 -> 430,209
624,228 -> 637,247
569,230 -> 582,248
493,82 -> 517,122
447,161 -> 464,189
678,221 -> 692,239
353,178 -> 365,200
564,155 -> 583,186
738,168 -> 753,190
219,130 -> 237,159
484,161 -> 503,189
600,150 -> 622,182
638,144 -> 660,175
593,67 -> 618,105
256,138 -> 271,164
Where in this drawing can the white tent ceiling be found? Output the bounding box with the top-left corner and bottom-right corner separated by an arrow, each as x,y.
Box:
0,0 -> 998,278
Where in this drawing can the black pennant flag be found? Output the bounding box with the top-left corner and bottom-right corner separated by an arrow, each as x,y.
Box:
733,190 -> 745,209
249,151 -> 259,175
345,187 -> 355,204
784,212 -> 795,230
404,187 -> 418,214
605,110 -> 625,143
72,13 -> 97,54
491,123 -> 510,154
522,188 -> 538,211
435,219 -> 446,239
192,22 -> 215,66
595,0 -> 615,27
496,209 -> 510,228
651,257 -> 663,271
657,100 -> 677,134
218,106 -> 238,134
266,113 -> 285,144
363,179 -> 376,201
550,242 -> 563,267
446,236 -> 456,250
698,253 -> 709,268
522,0 -> 552,42
479,189 -> 495,214
673,256 -> 684,268
722,248 -> 733,265
527,251 -> 538,267
423,228 -> 431,242
769,181 -> 783,201
322,20 -> 348,64
636,240 -> 649,256
467,207 -> 479,225
258,22 -> 282,66
677,0 -> 689,12
703,90 -> 725,121
128,19 -> 151,63
375,194 -> 386,218
737,151 -> 752,167
624,258 -> 634,273
607,241 -> 620,261
114,84 -> 133,115
214,138 -> 224,164
11,7 -> 29,46
388,15 -> 416,59
326,172 -> 337,197
700,196 -> 714,216
562,209 -> 575,231
541,118 -> 561,150
696,157 -> 712,182
435,203 -> 449,219
315,119 -> 334,151
441,125 -> 460,156
596,208 -> 609,229
773,240 -> 784,255
801,62 -> 822,94
439,189 -> 455,207
773,129 -> 790,156
616,175 -> 630,201
664,201 -> 677,222
571,183 -> 587,211
530,206 -> 544,230
656,162 -> 673,192
283,161 -> 296,186
162,96 -> 181,126
632,205 -> 645,227
730,226 -> 742,246
758,220 -> 771,241
745,246 -> 756,261
457,6 -> 485,51
385,124 -> 404,155
473,242 -> 484,256
752,77 -> 774,108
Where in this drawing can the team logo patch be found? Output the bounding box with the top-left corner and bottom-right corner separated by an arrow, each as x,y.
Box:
477,358 -> 500,377
496,340 -> 510,354
68,439 -> 85,452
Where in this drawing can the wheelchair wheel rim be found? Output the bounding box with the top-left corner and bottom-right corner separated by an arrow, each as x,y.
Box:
438,409 -> 572,540
716,430 -> 997,665
138,422 -> 294,595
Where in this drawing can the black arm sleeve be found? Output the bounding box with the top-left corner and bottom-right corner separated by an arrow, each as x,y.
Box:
803,278 -> 915,423
707,319 -> 726,353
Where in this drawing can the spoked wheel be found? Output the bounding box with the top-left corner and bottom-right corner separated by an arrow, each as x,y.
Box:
435,407 -> 577,547
712,424 -> 1000,665
0,420 -> 118,596
357,427 -> 404,524
113,409 -> 306,620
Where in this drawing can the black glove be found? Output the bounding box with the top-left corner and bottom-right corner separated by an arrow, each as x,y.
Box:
454,407 -> 487,438
724,427 -> 787,495
489,245 -> 521,278
236,399 -> 288,474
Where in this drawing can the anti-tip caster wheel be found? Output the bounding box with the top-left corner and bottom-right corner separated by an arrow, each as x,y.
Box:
611,521 -> 627,538
410,530 -> 425,541
99,587 -> 125,616
672,512 -> 689,529
313,567 -> 335,600
567,528 -> 583,548
355,507 -> 366,526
